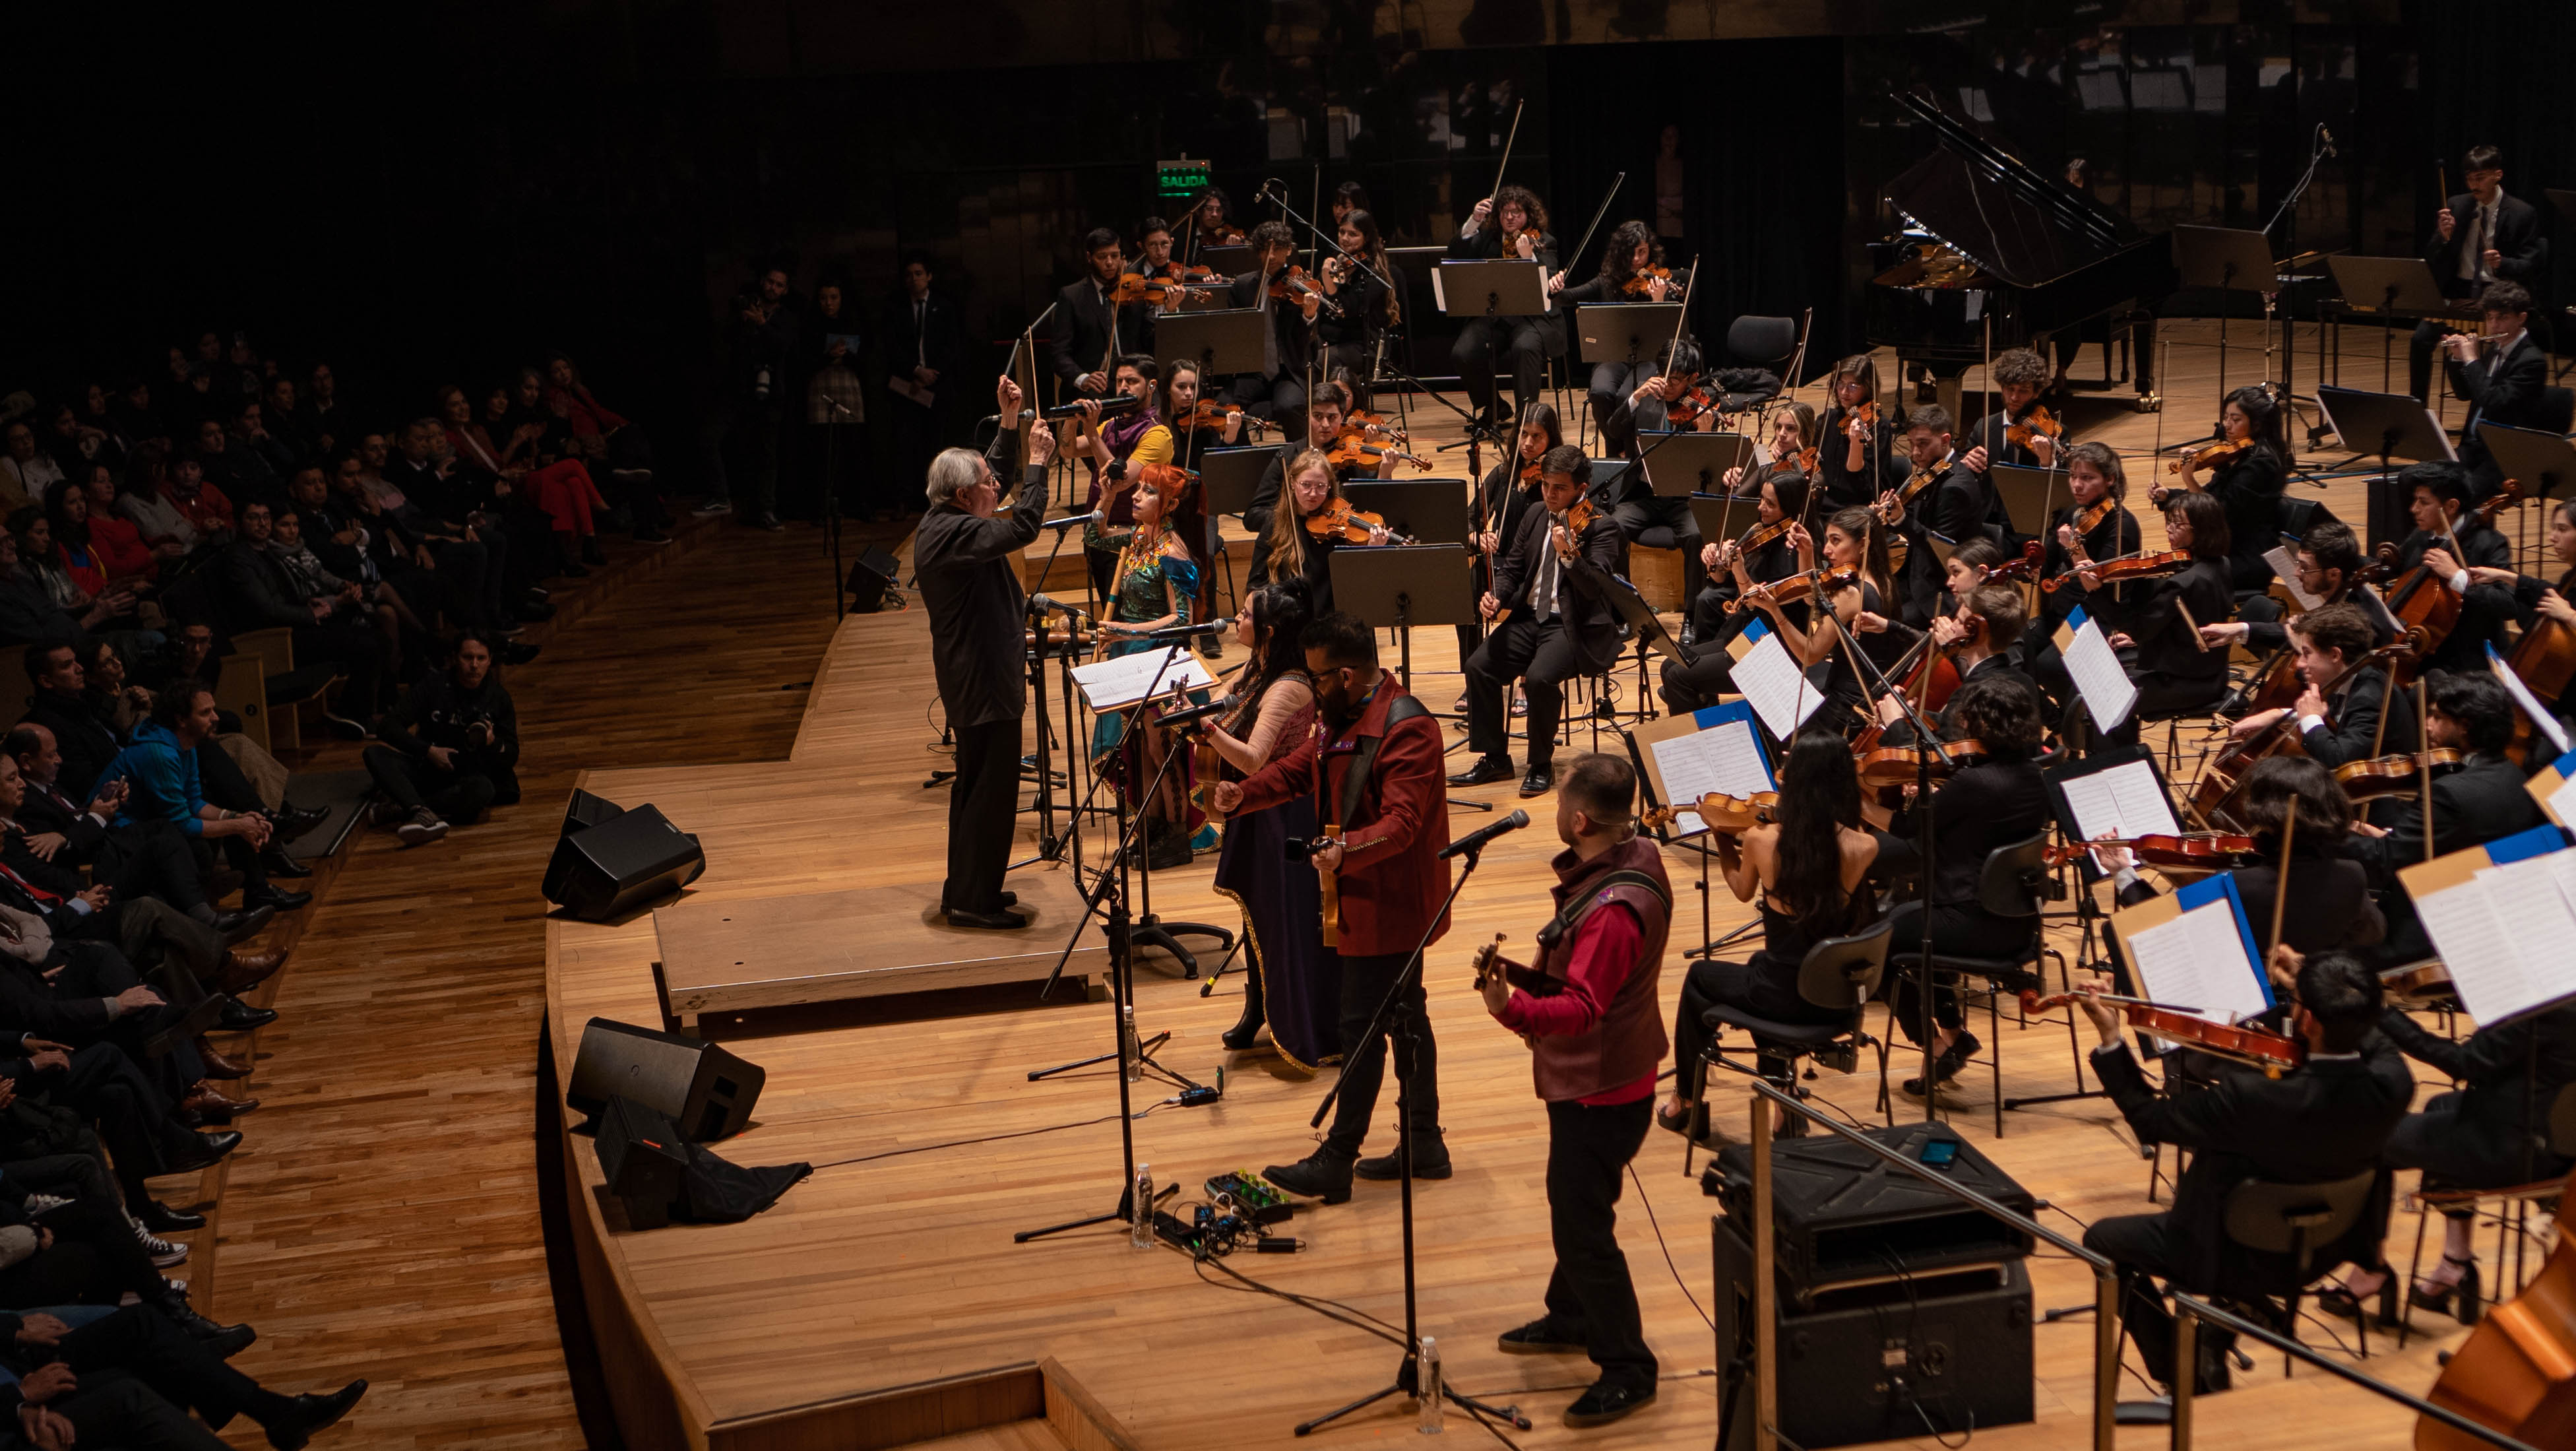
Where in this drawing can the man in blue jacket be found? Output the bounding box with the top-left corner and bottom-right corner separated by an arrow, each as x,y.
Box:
93,686 -> 306,915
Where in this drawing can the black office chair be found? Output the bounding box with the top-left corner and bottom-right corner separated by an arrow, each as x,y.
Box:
1719,315 -> 1798,412
2221,1168 -> 2383,1369
1884,833 -> 2055,1137
2535,384 -> 2575,435
1682,919 -> 1894,1174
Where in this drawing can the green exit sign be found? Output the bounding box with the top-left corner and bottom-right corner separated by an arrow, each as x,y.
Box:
1156,158 -> 1209,201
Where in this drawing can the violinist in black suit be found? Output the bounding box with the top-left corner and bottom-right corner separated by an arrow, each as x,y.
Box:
2387,461 -> 2516,675
2217,602 -> 2416,770
2410,145 -> 2548,404
1445,185 -> 1560,428
1591,339 -> 1713,605
2442,282 -> 2552,498
1875,404 -> 1992,627
1657,470 -> 1806,716
885,254 -> 968,511
2349,671 -> 2546,966
1046,228 -> 1152,404
2092,492 -> 2234,747
1957,348 -> 2061,548
1459,403 -> 1561,670
1226,222 -> 1323,430
2197,521 -> 2398,657
2077,952 -> 2411,1397
1451,447 -> 1624,799
2150,385 -> 2288,598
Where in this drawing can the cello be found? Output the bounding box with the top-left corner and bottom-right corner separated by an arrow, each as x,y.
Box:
2503,598 -> 2576,764
2416,1164 -> 2576,1450
2377,478 -> 2526,658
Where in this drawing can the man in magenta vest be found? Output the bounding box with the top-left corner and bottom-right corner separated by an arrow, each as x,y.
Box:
1210,610 -> 1452,1204
1479,752 -> 1669,1430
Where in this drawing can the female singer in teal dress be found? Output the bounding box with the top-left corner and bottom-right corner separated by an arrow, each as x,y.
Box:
1200,580 -> 1337,1066
1086,472 -> 1204,868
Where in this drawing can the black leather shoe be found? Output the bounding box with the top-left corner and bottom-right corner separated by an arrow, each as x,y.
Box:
1261,1152 -> 1354,1206
218,998 -> 280,1031
164,1130 -> 243,1175
1447,756 -> 1514,787
1354,1144 -> 1451,1180
501,641 -> 542,666
244,886 -> 313,911
1219,995 -> 1266,1051
213,905 -> 276,945
268,804 -> 329,844
1519,764 -> 1555,798
1497,1317 -> 1590,1355
139,1199 -> 208,1233
1563,1380 -> 1656,1428
259,848 -> 313,880
264,1378 -> 367,1450
201,1321 -> 257,1359
944,907 -> 1030,930
157,1293 -> 249,1343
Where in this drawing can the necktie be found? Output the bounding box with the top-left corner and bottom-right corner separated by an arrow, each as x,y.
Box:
914,301 -> 926,367
0,862 -> 59,907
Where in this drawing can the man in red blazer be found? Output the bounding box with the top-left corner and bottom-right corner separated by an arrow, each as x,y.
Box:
1211,610 -> 1452,1203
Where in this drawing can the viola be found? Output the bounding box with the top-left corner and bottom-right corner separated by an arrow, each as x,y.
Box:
2042,833 -> 2257,870
2004,404 -> 2063,453
1107,271 -> 1201,308
1303,498 -> 1415,544
2167,435 -> 2251,480
1640,790 -> 1782,835
1726,565 -> 1858,616
2332,748 -> 2465,801
2416,1161 -> 2576,1450
1174,399 -> 1268,439
2019,989 -> 2306,1078
1856,736 -> 1988,791
1266,265 -> 1342,316
1325,433 -> 1431,474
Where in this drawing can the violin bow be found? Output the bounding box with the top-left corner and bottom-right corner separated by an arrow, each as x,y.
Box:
1559,172 -> 1625,291
1489,99 -> 1526,209
2268,796 -> 2296,955
2417,676 -> 2435,865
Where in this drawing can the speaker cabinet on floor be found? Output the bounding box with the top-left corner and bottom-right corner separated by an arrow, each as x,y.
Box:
542,798 -> 705,921
849,546 -> 900,613
567,1017 -> 764,1144
594,1094 -> 688,1229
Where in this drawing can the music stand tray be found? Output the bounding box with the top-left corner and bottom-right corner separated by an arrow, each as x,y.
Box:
1197,445 -> 1276,523
1636,431 -> 1753,498
2324,255 -> 2457,316
1156,309 -> 1271,381
2172,225 -> 2280,294
1344,479 -> 1472,546
1988,463 -> 2067,538
1687,492 -> 1763,545
2315,387 -> 2457,463
1434,259 -> 1549,318
1575,302 -> 1685,366
2478,423 -> 2576,501
1199,244 -> 1253,277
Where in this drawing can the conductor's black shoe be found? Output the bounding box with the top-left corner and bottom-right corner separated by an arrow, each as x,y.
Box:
1497,1317 -> 1590,1355
1448,756 -> 1513,787
1519,764 -> 1555,797
1563,1380 -> 1656,1428
1354,1142 -> 1450,1180
944,907 -> 1029,930
1261,1151 -> 1354,1206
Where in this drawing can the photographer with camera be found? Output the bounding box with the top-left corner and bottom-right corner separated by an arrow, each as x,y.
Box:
360,631 -> 520,847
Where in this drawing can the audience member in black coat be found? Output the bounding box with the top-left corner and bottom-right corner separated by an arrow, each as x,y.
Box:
2389,462 -> 2519,674
2079,953 -> 2412,1396
363,633 -> 520,847
212,500 -> 382,732
2409,147 -> 2548,402
2,1035 -> 233,1224
4,724 -> 235,931
385,423 -> 520,630
0,1302 -> 364,1446
17,645 -> 121,800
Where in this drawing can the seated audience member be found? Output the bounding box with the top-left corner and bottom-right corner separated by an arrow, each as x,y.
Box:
213,500 -> 381,733
0,423 -> 63,512
46,484 -> 153,604
0,1302 -> 365,1447
541,352 -> 666,542
161,455 -> 235,549
0,530 -> 113,653
1,1033 -> 237,1231
11,512 -> 150,659
365,632 -> 520,845
94,684 -> 307,916
19,645 -> 123,800
73,465 -> 162,585
442,383 -> 611,577
385,420 -> 528,628
115,446 -> 203,560
4,723 -> 261,940
226,396 -> 296,496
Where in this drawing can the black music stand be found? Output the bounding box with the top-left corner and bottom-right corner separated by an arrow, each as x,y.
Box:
1437,259 -> 1548,422
1989,462 -> 2066,540
2315,386 -> 2457,549
1588,562 -> 1696,734
1332,542 -> 1482,695
1155,309 -> 1270,387
2478,424 -> 2576,502
1635,430 -> 1753,498
2173,225 -> 2283,426
1687,492 -> 1764,548
2324,255 -> 2455,397
1344,479 -> 1471,546
1199,243 -> 1253,277
1197,444 -> 1276,617
1574,302 -> 1684,449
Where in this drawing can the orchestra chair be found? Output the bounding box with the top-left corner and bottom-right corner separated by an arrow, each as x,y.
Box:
2221,1167 -> 2385,1370
2393,1081 -> 2576,1347
1883,833 -> 2056,1138
1681,919 -> 1893,1177
1720,315 -> 1798,414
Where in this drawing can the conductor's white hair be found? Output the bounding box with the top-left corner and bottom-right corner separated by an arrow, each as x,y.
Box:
925,447 -> 986,507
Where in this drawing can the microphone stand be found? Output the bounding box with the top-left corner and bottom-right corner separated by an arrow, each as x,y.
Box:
824,399 -> 854,620
1292,840 -> 1531,1438
1844,623 -> 1957,1122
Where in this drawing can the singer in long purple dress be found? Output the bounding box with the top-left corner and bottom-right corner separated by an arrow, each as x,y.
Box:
1201,581 -> 1338,1067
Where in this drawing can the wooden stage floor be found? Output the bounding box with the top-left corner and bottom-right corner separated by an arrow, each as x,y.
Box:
549,322 -> 2527,1449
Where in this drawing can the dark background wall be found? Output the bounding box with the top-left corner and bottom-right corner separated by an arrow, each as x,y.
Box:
17,0 -> 2561,494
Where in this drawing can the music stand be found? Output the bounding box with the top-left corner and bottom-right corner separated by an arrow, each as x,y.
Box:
1687,492 -> 1763,546
1635,430 -> 1753,498
1590,564 -> 1695,734
1344,479 -> 1472,546
1332,542 -> 1480,686
1575,302 -> 1683,444
2324,255 -> 2459,395
1197,445 -> 1275,525
1199,243 -> 1252,277
2478,424 -> 2576,502
1988,463 -> 2066,538
1434,259 -> 1548,319
2315,386 -> 2458,548
2173,225 -> 2283,419
1156,309 -> 1271,386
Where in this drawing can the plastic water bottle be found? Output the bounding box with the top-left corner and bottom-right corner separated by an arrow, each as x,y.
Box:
1417,1336 -> 1443,1433
1121,1004 -> 1143,1082
1131,1162 -> 1154,1248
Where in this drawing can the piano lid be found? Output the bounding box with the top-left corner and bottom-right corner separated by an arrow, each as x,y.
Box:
1881,86 -> 2147,292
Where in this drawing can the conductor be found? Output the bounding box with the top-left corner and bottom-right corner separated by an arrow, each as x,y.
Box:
914,378 -> 1057,928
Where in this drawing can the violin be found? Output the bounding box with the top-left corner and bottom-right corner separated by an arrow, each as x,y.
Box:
2331,748 -> 2465,801
2019,988 -> 2306,1078
1842,401 -> 1881,435
1726,566 -> 1858,616
1107,271 -> 1201,308
1304,497 -> 1416,544
1508,226 -> 1546,255
2004,404 -> 2063,453
2044,548 -> 2192,594
1981,540 -> 2046,586
1325,433 -> 1431,474
1856,736 -> 1988,792
2069,492 -> 2118,542
1792,444 -> 1819,476
1639,790 -> 1782,835
1660,374 -> 1724,429
2042,833 -> 2257,870
1266,265 -> 1342,316
1174,399 -> 1268,439
1345,410 -> 1409,445
1730,513 -> 1796,559
2166,435 -> 2251,480
1618,265 -> 1683,298
2416,1162 -> 2576,1450
2377,957 -> 2455,1003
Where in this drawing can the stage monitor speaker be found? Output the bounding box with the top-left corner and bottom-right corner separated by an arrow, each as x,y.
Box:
1712,1216 -> 2032,1448
567,1017 -> 764,1143
849,546 -> 901,613
542,802 -> 705,921
594,1093 -> 687,1229
542,789 -> 628,904
1709,1122 -> 2034,1293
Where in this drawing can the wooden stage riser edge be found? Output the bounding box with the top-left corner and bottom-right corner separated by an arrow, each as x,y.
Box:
663,959 -> 1107,1030
565,1128 -> 720,1451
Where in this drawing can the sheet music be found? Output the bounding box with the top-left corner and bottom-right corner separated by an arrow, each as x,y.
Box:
2488,643 -> 2572,759
1649,716 -> 1775,837
2125,897 -> 2270,1027
1730,622 -> 1823,741
2060,608 -> 2139,732
1429,267 -> 1447,312
2264,546 -> 2323,610
2060,759 -> 2183,845
1069,647 -> 1216,711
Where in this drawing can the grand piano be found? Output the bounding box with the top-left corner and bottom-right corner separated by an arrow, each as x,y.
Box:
1866,86 -> 2174,415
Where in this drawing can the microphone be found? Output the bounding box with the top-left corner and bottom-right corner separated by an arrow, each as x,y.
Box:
2319,125 -> 2337,158
1438,808 -> 1530,860
1039,394 -> 1142,422
1027,593 -> 1090,621
1158,698 -> 1229,728
1036,513 -> 1096,532
1135,616 -> 1234,642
